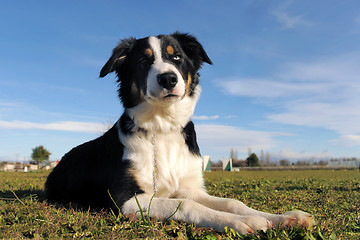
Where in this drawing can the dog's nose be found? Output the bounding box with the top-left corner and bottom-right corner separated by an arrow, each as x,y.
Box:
157,72 -> 178,90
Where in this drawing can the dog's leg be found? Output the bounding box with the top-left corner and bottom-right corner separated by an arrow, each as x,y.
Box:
184,190 -> 315,229
122,193 -> 272,234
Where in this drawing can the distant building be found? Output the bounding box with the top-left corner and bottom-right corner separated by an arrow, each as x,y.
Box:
328,159 -> 359,168
3,163 -> 15,171
0,160 -> 59,172
28,164 -> 39,171
22,164 -> 39,171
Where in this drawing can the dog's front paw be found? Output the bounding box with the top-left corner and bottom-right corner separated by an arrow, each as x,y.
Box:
283,210 -> 315,228
271,210 -> 315,229
240,215 -> 273,232
227,216 -> 272,235
227,220 -> 255,235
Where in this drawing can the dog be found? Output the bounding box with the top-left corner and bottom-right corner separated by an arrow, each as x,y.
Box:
45,32 -> 315,234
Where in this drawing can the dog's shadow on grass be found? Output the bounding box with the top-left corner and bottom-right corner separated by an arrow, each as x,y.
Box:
1,189 -> 114,213
0,189 -> 46,202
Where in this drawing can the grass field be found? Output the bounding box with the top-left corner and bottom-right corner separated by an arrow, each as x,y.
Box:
0,169 -> 359,239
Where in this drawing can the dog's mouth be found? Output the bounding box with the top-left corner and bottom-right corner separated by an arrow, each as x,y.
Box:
164,93 -> 178,98
147,91 -> 179,101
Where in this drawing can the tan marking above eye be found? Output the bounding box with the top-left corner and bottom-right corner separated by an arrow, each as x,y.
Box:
145,48 -> 153,57
167,46 -> 174,55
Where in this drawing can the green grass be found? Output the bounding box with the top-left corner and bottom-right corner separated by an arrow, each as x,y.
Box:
0,170 -> 359,239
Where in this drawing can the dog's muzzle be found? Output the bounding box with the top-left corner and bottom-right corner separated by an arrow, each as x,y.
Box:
157,72 -> 178,91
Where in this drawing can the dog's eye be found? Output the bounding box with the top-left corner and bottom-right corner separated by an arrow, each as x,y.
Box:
173,55 -> 181,61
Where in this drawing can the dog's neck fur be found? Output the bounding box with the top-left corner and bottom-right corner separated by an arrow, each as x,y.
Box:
126,85 -> 201,133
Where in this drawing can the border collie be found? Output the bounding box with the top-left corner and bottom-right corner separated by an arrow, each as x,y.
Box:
45,32 -> 314,234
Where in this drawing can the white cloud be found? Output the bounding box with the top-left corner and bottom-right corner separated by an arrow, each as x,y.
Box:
0,100 -> 19,107
270,10 -> 304,29
331,135 -> 360,147
277,54 -> 360,82
270,149 -> 332,161
195,124 -> 333,161
193,115 -> 219,120
267,100 -> 360,135
0,120 -> 105,133
269,2 -> 309,29
219,78 -> 327,98
195,124 -> 290,153
217,53 -> 360,136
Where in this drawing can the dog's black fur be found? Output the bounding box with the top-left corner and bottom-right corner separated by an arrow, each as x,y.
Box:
45,124 -> 141,209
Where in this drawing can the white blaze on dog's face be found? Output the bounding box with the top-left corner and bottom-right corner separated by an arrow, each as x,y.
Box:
146,36 -> 186,103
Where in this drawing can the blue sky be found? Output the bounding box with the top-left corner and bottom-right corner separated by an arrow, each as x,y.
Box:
1,0 -> 360,162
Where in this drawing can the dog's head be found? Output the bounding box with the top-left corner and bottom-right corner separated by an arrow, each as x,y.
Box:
100,32 -> 212,109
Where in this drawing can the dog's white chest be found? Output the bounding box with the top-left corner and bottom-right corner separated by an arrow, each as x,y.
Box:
120,129 -> 203,197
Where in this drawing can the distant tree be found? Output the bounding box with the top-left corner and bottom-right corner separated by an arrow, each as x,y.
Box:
260,149 -> 265,167
279,159 -> 290,166
295,160 -> 310,166
232,159 -> 247,167
230,148 -> 235,160
230,148 -> 239,161
246,153 -> 259,167
315,160 -> 328,166
31,145 -> 51,165
265,152 -> 270,166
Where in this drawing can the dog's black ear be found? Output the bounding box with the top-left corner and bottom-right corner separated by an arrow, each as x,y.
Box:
99,37 -> 136,78
171,32 -> 212,70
